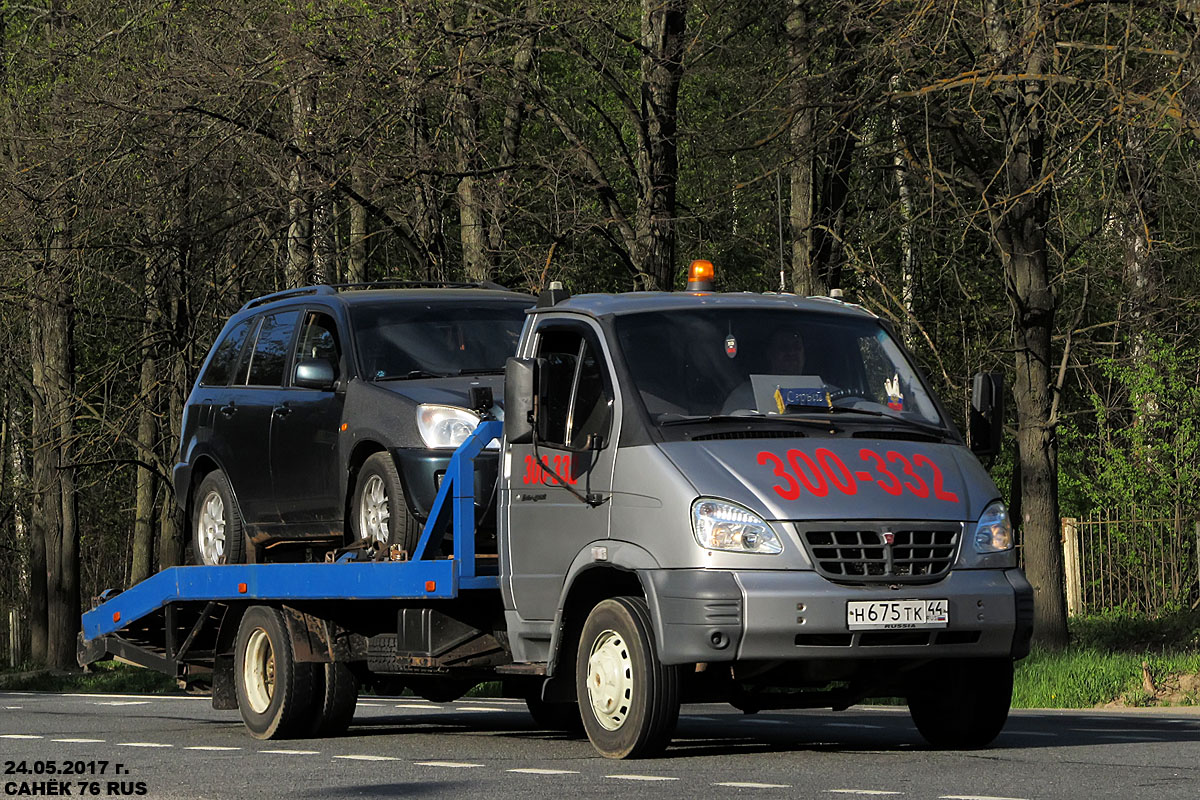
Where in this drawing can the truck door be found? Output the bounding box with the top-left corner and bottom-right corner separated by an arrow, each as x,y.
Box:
504,323 -> 617,621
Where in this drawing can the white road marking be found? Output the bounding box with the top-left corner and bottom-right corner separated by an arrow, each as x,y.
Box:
826,791 -> 903,796
53,738 -> 106,743
1004,731 -> 1057,737
940,795 -> 1029,800
261,749 -> 320,755
455,706 -> 506,712
395,703 -> 433,710
825,723 -> 884,730
355,702 -> 384,707
60,693 -> 205,701
118,742 -> 173,748
185,746 -> 241,751
508,768 -> 581,775
335,755 -> 401,762
93,700 -> 151,706
717,782 -> 793,789
4,706 -> 21,710
606,775 -> 679,782
1095,734 -> 1167,741
415,761 -> 485,768
752,719 -> 789,725
0,734 -> 42,739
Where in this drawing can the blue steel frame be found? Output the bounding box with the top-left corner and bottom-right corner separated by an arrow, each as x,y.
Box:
81,420 -> 504,643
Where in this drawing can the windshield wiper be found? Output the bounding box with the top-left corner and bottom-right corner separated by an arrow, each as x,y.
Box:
783,405 -> 951,440
373,370 -> 448,381
657,413 -> 836,432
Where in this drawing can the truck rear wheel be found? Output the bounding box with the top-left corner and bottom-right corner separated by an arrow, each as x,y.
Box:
308,661 -> 358,737
352,453 -> 420,556
234,606 -> 315,739
907,657 -> 1013,748
575,596 -> 679,759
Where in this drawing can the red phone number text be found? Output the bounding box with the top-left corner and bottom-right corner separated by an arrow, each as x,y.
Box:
756,447 -> 959,502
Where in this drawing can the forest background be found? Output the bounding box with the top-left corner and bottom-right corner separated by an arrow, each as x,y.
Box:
1,0 -> 1198,669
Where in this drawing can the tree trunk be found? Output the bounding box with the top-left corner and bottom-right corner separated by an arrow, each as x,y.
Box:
786,1 -> 818,295
29,211 -> 78,669
286,79 -> 315,288
131,259 -> 158,585
983,0 -> 1067,649
635,0 -> 687,290
347,164 -> 368,283
447,9 -> 490,283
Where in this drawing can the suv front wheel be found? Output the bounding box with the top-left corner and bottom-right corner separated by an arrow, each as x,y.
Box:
192,469 -> 246,566
352,452 -> 420,556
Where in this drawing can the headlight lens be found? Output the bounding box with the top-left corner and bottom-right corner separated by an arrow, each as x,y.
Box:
691,499 -> 783,555
973,501 -> 1013,553
416,405 -> 480,449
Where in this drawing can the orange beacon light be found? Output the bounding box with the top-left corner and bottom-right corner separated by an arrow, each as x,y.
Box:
686,259 -> 715,292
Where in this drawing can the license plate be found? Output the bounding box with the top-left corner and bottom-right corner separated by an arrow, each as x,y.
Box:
846,599 -> 949,630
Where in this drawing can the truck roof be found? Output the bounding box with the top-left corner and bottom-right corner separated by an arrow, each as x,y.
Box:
532,290 -> 878,320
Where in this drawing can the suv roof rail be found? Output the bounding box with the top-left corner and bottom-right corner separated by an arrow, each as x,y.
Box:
331,280 -> 513,292
238,280 -> 518,312
239,286 -> 336,312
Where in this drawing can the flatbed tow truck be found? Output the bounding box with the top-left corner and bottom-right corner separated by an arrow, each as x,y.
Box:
80,270 -> 1033,759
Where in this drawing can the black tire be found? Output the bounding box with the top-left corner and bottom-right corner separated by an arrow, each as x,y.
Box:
406,676 -> 477,703
191,470 -> 246,566
233,606 -> 315,739
525,692 -> 584,734
308,661 -> 359,737
575,596 -> 680,759
907,657 -> 1013,749
351,452 -> 420,555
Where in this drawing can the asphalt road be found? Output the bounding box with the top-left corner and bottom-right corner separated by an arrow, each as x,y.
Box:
2,692 -> 1198,799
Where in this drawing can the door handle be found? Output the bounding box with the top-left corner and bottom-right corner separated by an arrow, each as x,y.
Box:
272,403 -> 292,419
219,403 -> 237,418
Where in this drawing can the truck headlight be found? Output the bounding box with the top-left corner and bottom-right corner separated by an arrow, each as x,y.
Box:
416,405 -> 480,449
973,501 -> 1013,553
691,499 -> 783,555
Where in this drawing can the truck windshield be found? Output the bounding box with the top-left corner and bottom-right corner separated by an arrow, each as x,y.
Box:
351,300 -> 528,380
614,308 -> 946,429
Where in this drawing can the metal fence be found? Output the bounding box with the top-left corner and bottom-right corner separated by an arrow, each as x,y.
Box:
1061,513 -> 1200,616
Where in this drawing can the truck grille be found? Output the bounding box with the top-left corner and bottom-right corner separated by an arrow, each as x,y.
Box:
798,524 -> 961,583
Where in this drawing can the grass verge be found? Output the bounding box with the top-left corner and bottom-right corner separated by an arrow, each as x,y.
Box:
1014,648 -> 1200,708
0,661 -> 179,694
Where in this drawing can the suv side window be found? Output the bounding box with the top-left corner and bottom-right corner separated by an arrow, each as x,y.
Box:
295,311 -> 341,381
536,327 -> 612,449
200,318 -> 253,386
243,311 -> 300,387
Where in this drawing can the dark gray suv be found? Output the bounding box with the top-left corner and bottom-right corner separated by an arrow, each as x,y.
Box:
173,283 -> 533,565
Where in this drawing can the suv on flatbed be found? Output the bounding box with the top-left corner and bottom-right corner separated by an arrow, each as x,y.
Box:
174,282 -> 534,565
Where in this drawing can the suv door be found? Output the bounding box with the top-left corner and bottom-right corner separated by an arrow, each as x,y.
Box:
504,323 -> 617,621
211,309 -> 300,527
270,309 -> 346,526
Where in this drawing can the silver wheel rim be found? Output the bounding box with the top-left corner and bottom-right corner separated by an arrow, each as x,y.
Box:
358,474 -> 390,545
197,489 -> 226,565
586,629 -> 633,731
243,628 -> 274,714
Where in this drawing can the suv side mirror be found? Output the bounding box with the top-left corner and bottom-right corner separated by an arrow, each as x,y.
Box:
504,357 -> 537,444
970,372 -> 1004,458
294,359 -> 336,391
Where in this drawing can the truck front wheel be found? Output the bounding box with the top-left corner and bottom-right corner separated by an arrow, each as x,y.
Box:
234,606 -> 315,739
575,596 -> 679,759
907,657 -> 1013,748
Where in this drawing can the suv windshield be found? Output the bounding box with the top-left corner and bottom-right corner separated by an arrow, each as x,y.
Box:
352,300 -> 528,379
615,308 -> 945,428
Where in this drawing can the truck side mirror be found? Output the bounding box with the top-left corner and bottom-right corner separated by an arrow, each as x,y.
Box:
504,357 -> 537,444
970,372 -> 1004,458
293,359 -> 336,390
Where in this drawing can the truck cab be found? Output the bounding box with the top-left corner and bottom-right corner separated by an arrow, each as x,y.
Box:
499,288 -> 1033,757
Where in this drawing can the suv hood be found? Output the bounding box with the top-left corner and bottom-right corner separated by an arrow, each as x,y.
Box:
658,437 -> 996,523
366,373 -> 505,408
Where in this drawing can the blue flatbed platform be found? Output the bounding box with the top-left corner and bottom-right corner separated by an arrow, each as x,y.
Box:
80,421 -> 503,646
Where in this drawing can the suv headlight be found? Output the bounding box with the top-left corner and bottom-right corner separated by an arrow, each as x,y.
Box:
691,498 -> 783,555
416,405 -> 481,449
973,501 -> 1013,553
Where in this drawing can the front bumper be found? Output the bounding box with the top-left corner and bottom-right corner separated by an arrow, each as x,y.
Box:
391,447 -> 500,521
645,568 -> 1033,665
